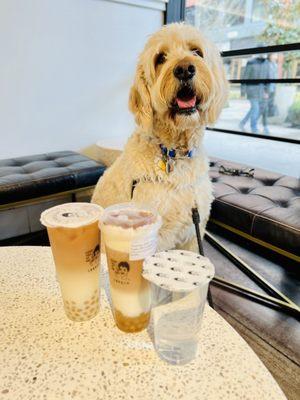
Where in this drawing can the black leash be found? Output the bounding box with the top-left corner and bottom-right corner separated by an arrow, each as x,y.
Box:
131,179 -> 138,200
192,208 -> 214,308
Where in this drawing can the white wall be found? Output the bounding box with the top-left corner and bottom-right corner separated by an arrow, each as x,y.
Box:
0,0 -> 164,159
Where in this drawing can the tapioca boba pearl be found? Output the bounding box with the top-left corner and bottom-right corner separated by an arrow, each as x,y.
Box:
130,326 -> 138,332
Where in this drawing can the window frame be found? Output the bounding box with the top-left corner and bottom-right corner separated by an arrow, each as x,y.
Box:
166,0 -> 300,145
165,0 -> 186,23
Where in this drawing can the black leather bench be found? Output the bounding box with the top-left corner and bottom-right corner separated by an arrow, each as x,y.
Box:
0,151 -> 105,242
209,157 -> 300,262
0,151 -> 105,205
1,150 -> 298,262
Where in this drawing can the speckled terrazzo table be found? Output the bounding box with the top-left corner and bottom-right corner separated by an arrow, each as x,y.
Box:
0,247 -> 286,400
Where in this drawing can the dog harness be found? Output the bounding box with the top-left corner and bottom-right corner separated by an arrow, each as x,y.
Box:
131,144 -> 195,198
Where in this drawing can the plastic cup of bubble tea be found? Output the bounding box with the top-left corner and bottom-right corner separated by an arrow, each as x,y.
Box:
143,250 -> 215,365
99,202 -> 162,333
41,202 -> 103,322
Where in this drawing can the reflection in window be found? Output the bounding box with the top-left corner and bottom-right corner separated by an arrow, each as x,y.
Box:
185,0 -> 300,51
185,1 -> 300,141
214,84 -> 300,139
185,0 -> 246,30
252,0 -> 267,22
224,51 -> 300,80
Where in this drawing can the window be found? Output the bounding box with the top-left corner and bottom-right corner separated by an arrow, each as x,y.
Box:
184,0 -> 300,142
185,0 -> 300,51
171,0 -> 300,144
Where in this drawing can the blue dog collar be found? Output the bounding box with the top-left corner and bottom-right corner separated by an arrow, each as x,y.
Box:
159,144 -> 194,159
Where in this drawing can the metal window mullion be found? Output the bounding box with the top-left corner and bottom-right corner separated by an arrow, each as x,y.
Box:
206,128 -> 300,145
230,78 -> 300,84
165,0 -> 185,23
221,43 -> 300,57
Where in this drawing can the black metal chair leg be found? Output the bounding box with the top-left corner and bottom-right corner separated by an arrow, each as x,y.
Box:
205,230 -> 299,309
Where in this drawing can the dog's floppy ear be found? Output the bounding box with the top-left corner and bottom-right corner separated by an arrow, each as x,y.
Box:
205,47 -> 229,125
129,64 -> 153,131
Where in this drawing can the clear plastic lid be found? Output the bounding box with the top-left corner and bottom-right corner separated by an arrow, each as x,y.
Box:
40,202 -> 103,228
143,250 -> 215,292
99,202 -> 161,230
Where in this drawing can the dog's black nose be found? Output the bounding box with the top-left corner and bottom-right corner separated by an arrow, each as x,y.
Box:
174,64 -> 195,81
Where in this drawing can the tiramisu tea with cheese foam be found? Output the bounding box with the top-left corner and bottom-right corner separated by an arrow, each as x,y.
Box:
100,203 -> 161,333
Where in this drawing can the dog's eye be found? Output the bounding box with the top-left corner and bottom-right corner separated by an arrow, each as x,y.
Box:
191,48 -> 203,58
155,52 -> 166,67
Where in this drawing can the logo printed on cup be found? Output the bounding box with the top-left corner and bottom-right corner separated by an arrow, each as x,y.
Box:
111,260 -> 130,286
85,244 -> 101,272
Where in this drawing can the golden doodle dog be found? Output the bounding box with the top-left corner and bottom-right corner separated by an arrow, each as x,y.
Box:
92,23 -> 228,251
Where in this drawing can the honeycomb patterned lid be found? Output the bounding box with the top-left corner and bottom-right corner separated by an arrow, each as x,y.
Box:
142,250 -> 215,292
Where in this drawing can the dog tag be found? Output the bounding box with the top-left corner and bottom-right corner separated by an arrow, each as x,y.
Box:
155,157 -> 166,173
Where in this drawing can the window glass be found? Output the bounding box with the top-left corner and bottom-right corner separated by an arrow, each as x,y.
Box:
185,1 -> 300,141
185,0 -> 300,51
213,84 -> 300,140
224,51 -> 300,80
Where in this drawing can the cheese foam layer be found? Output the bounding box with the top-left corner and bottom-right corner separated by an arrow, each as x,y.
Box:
100,204 -> 161,253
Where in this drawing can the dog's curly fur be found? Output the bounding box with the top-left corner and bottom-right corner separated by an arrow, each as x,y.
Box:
92,23 -> 228,251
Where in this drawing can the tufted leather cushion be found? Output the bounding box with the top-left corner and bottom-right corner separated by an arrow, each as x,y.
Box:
209,157 -> 300,260
0,151 -> 105,205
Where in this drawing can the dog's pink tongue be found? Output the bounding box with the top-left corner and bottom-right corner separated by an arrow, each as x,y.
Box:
176,96 -> 196,109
